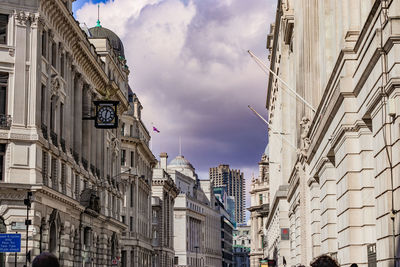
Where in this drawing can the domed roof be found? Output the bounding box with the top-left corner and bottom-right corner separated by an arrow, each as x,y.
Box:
89,26 -> 125,58
168,155 -> 194,170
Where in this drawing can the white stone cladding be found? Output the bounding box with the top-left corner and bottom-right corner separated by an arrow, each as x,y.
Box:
266,0 -> 400,266
151,153 -> 180,267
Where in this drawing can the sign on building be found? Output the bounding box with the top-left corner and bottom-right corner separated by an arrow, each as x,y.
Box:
0,233 -> 21,252
281,228 -> 289,240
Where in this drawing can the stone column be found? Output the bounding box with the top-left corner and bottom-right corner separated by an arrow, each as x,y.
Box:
13,11 -> 30,125
308,177 -> 321,258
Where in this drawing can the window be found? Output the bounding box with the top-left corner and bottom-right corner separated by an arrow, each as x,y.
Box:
50,96 -> 56,131
0,144 -> 5,181
0,73 -> 8,116
0,14 -> 8,45
51,41 -> 56,68
259,194 -> 263,205
41,30 -> 47,58
41,85 -> 46,124
121,123 -> 125,136
130,216 -> 133,232
60,53 -> 64,78
61,163 -> 66,194
130,184 -> 134,207
59,103 -> 64,138
121,215 -> 125,224
51,157 -> 58,190
130,125 -> 133,137
130,151 -> 134,167
121,149 -> 126,166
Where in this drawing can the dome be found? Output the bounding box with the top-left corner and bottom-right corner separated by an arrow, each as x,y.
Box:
89,26 -> 125,58
168,155 -> 194,170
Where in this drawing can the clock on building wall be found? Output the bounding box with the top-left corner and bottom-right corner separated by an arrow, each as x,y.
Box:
94,101 -> 119,129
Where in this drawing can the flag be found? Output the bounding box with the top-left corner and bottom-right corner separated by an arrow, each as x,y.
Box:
153,126 -> 160,133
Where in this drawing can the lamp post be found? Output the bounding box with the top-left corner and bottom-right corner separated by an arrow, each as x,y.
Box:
23,191 -> 33,267
194,246 -> 199,267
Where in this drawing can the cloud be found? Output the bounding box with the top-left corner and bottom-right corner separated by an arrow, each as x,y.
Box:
75,0 -> 276,215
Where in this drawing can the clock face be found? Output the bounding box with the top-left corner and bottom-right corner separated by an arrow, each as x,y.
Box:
97,106 -> 115,123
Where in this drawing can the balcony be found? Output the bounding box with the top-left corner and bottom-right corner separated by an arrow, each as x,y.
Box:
0,115 -> 11,129
50,130 -> 58,145
73,151 -> 80,163
82,157 -> 88,171
41,123 -> 48,140
60,138 -> 66,152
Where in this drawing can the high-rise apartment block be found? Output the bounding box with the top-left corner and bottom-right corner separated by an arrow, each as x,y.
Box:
209,164 -> 245,224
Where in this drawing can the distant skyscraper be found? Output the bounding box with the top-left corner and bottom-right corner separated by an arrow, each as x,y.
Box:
209,164 -> 245,224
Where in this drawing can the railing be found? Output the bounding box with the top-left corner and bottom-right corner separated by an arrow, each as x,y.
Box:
60,138 -> 66,152
41,123 -> 48,140
50,130 -> 58,145
73,151 -> 80,163
82,157 -> 88,170
90,164 -> 95,174
0,114 -> 11,129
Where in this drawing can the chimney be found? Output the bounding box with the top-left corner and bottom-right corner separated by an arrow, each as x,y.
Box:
160,152 -> 168,170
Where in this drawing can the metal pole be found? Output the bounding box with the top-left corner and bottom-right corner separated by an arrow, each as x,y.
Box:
248,105 -> 297,150
247,50 -> 316,113
24,204 -> 29,267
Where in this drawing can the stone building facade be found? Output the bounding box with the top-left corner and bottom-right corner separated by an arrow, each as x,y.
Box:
151,152 -> 179,267
209,164 -> 246,224
167,154 -> 222,267
248,148 -> 270,267
120,92 -> 157,267
0,0 -> 134,266
233,223 -> 251,267
266,0 -> 400,266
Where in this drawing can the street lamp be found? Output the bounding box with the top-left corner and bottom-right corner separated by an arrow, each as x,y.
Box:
194,246 -> 199,267
23,191 -> 33,267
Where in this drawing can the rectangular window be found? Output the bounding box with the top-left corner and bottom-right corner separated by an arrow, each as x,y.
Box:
59,103 -> 64,138
51,41 -> 56,68
60,53 -> 64,78
61,163 -> 66,194
130,183 -> 134,207
259,194 -> 263,205
41,84 -> 46,124
121,215 -> 126,224
121,149 -> 126,166
130,151 -> 134,167
130,216 -> 133,232
51,157 -> 58,190
50,97 -> 55,131
41,30 -> 47,58
0,14 -> 8,45
0,144 -> 5,181
0,73 -> 8,116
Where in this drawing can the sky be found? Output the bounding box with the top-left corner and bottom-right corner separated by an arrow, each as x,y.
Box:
73,0 -> 276,215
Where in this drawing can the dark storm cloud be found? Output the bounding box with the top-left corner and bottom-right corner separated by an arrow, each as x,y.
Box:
76,0 -> 276,192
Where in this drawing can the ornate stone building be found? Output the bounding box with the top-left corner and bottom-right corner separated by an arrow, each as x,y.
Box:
0,0 -> 131,266
249,146 -> 270,267
266,0 -> 400,266
151,152 -> 179,267
167,154 -> 222,267
120,91 -> 157,267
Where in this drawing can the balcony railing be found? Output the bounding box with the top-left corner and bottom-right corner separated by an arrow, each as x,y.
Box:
72,151 -> 79,164
50,130 -> 58,145
82,157 -> 88,170
41,123 -> 48,140
60,138 -> 66,152
0,115 -> 11,129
